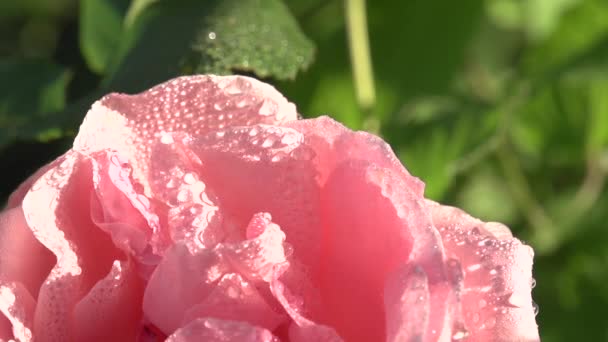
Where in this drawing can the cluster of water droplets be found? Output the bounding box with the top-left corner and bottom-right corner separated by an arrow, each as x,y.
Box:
437,221 -> 538,336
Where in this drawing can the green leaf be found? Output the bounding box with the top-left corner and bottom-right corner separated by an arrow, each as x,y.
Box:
79,0 -> 129,74
524,0 -> 608,78
105,0 -> 314,93
186,0 -> 314,79
395,103 -> 500,200
0,59 -> 71,148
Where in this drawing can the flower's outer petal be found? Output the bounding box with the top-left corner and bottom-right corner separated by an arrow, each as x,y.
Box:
286,116 -> 424,196
73,75 -> 298,197
0,282 -> 35,342
21,151 -> 123,341
73,259 -> 143,341
269,264 -> 343,342
0,207 -> 55,300
165,318 -> 280,342
6,154 -> 66,209
288,115 -> 451,341
426,200 -> 540,342
143,213 -> 288,336
318,160 -> 427,342
384,264 -> 430,342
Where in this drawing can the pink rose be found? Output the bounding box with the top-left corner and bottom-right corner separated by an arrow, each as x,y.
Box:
0,75 -> 539,342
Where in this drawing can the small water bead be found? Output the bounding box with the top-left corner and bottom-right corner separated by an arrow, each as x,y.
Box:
176,189 -> 191,202
261,137 -> 275,148
530,277 -> 536,289
208,32 -> 216,40
183,172 -> 197,185
258,99 -> 277,116
160,134 -> 174,144
451,330 -> 469,341
533,301 -> 539,316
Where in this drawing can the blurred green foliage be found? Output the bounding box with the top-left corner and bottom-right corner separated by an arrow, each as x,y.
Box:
0,0 -> 607,340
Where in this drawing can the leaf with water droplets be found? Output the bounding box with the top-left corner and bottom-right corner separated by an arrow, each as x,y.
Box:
185,0 -> 314,80
105,0 -> 314,93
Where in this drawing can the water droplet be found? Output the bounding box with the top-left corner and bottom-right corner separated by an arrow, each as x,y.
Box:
177,189 -> 191,202
160,134 -> 174,144
452,330 -> 469,341
533,301 -> 539,316
489,269 -> 498,276
208,32 -> 216,40
466,263 -> 482,272
183,172 -> 196,185
226,285 -> 240,299
216,131 -> 225,138
248,127 -> 259,136
472,313 -> 480,323
261,137 -> 275,148
213,103 -> 223,111
530,277 -> 536,289
258,99 -> 277,116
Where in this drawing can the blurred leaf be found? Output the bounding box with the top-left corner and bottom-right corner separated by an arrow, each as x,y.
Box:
510,81 -> 588,166
396,104 -> 500,200
524,0 -> 608,77
487,0 -> 580,41
105,0 -> 313,93
79,0 -> 129,74
586,79 -> 608,154
456,165 -> 518,224
0,59 -> 71,148
0,0 -> 75,19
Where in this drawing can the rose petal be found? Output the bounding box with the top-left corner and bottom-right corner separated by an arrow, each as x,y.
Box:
73,259 -> 143,341
183,272 -> 284,331
21,151 -> 123,340
384,264 -> 430,342
286,116 -> 424,196
143,213 -> 288,335
0,282 -> 35,342
91,151 -> 161,262
6,154 -> 66,209
0,207 -> 55,299
165,317 -> 279,342
269,264 -> 343,342
73,75 -> 298,197
318,160 -> 417,341
426,200 -> 540,342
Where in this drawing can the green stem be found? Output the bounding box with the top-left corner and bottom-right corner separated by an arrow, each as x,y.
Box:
345,0 -> 376,111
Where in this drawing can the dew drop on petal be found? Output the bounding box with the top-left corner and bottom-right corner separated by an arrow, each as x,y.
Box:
183,172 -> 196,185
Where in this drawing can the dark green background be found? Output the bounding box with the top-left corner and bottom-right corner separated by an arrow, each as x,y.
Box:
1,0 -> 606,340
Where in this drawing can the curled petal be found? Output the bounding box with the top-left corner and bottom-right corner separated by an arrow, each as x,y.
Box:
166,318 -> 280,342
73,260 -> 143,341
0,207 -> 55,299
0,282 -> 35,342
21,151 -> 123,340
384,265 -> 430,342
269,264 -> 343,342
143,213 -> 288,335
73,75 -> 298,196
